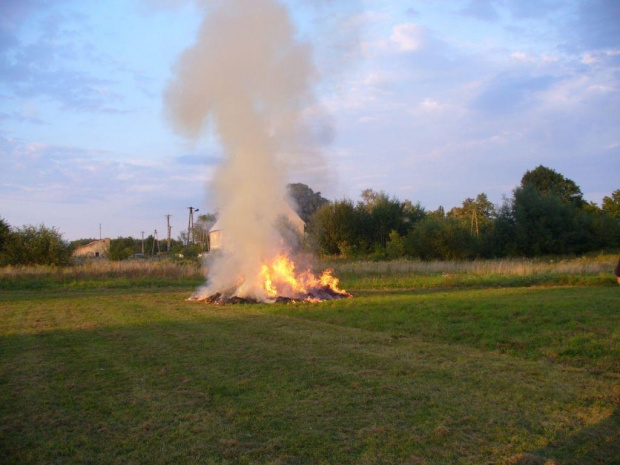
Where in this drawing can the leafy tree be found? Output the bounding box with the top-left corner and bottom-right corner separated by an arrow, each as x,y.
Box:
401,200 -> 426,233
386,230 -> 406,259
405,216 -> 477,260
359,188 -> 381,211
287,183 -> 328,223
589,210 -> 620,249
108,237 -> 139,261
169,239 -> 184,254
0,218 -> 13,265
521,165 -> 584,206
602,189 -> 620,219
307,199 -> 360,256
1,224 -> 72,266
177,230 -> 189,246
449,193 -> 496,236
194,213 -> 216,250
358,190 -> 403,248
177,213 -> 217,249
428,206 -> 445,219
176,243 -> 204,260
0,217 -> 10,253
484,197 -> 516,257
511,185 -> 587,256
142,234 -> 165,256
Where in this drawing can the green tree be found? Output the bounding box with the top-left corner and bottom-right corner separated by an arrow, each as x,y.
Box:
108,237 -> 139,261
0,217 -> 13,265
307,199 -> 360,256
401,200 -> 426,233
485,198 -> 516,257
405,216 -> 477,260
589,210 -> 620,249
521,165 -> 584,206
194,213 -> 217,251
428,206 -> 445,219
287,183 -> 328,223
1,224 -> 72,266
511,185 -> 586,256
448,193 -> 496,236
602,189 -> 620,219
386,230 -> 406,259
357,189 -> 403,248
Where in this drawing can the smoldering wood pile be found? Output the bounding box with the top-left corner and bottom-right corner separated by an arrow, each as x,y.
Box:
189,287 -> 352,304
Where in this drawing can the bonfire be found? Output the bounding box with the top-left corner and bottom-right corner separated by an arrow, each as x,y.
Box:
166,0 -> 349,304
189,253 -> 351,304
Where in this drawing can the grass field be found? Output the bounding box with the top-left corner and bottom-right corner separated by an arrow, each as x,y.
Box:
1,257 -> 619,464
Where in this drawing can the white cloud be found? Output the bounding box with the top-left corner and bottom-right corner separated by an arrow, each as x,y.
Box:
510,52 -> 529,61
582,54 -> 598,64
4,0 -> 620,238
390,23 -> 426,52
419,98 -> 443,111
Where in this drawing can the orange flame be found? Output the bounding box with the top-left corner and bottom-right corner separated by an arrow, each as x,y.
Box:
259,254 -> 348,300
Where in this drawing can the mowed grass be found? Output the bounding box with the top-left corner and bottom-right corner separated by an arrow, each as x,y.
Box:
1,273 -> 619,463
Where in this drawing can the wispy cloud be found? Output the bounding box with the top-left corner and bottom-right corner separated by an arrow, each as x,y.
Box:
175,153 -> 222,166
390,23 -> 427,52
0,6 -> 130,114
460,0 -> 501,22
2,0 -> 619,239
473,73 -> 560,115
571,0 -> 620,51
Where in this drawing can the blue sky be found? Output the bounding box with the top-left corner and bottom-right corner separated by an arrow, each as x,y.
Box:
1,0 -> 619,240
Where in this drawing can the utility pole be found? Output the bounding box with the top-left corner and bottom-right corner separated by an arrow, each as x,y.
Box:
187,206 -> 199,245
141,231 -> 145,254
99,223 -> 102,240
152,229 -> 160,256
165,214 -> 172,252
471,209 -> 479,237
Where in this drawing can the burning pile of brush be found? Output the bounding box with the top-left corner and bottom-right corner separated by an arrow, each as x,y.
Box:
166,0 -> 348,305
189,253 -> 351,304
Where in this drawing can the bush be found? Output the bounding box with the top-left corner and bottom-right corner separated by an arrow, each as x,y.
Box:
0,217 -> 10,262
386,230 -> 406,259
0,224 -> 72,266
405,217 -> 478,260
108,237 -> 140,261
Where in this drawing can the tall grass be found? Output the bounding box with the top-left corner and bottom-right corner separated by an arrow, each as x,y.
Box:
1,254 -> 618,290
0,259 -> 203,290
320,254 -> 619,290
324,254 -> 618,276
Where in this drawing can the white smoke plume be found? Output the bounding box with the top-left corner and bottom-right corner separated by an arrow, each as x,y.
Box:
165,0 -> 318,301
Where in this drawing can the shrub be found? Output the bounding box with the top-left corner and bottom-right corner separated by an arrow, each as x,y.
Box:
1,224 -> 72,266
386,230 -> 405,259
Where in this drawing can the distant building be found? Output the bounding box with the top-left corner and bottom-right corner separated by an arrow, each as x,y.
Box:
73,238 -> 110,258
208,202 -> 305,251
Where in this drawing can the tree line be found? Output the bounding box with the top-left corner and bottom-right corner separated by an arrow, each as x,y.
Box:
0,220 -> 213,266
1,165 -> 618,266
293,166 -> 620,259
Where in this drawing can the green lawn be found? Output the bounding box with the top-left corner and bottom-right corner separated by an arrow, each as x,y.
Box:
1,284 -> 618,464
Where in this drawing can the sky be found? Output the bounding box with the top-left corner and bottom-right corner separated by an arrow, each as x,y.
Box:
1,0 -> 619,241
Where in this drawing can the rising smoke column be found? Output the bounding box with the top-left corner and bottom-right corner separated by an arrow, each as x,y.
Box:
165,0 -> 317,301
